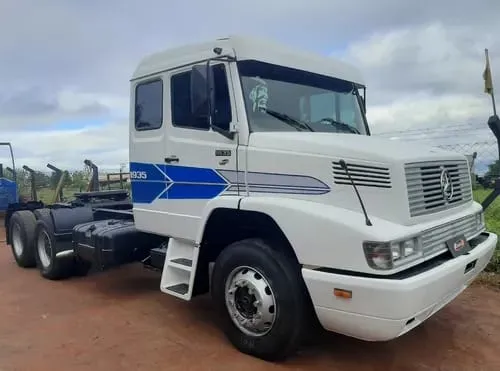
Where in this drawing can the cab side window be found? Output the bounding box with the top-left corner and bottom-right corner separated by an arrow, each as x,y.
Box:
171,63 -> 232,130
135,79 -> 163,131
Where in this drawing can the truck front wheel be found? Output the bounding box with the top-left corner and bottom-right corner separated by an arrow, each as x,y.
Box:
211,238 -> 309,361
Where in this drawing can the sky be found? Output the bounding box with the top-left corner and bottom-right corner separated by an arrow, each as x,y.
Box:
0,0 -> 499,173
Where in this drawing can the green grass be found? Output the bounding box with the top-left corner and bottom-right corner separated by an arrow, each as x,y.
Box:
473,187 -> 500,273
34,187 -> 82,204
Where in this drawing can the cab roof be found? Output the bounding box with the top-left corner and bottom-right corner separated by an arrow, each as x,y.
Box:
132,35 -> 365,85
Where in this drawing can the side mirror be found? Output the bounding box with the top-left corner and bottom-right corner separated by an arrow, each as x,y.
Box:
487,115 -> 500,140
190,63 -> 215,122
487,115 -> 500,159
190,63 -> 235,139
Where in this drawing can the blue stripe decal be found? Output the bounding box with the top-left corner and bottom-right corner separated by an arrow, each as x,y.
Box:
130,162 -> 166,182
129,162 -> 330,203
165,165 -> 226,184
131,181 -> 168,204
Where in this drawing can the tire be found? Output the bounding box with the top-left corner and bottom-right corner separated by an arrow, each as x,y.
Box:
33,219 -> 74,280
72,258 -> 92,277
8,210 -> 37,268
34,208 -> 92,277
211,238 -> 310,361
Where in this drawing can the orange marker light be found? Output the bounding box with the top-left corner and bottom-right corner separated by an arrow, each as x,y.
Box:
333,288 -> 352,299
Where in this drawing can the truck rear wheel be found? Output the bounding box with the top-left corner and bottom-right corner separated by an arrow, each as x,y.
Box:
211,238 -> 309,361
33,207 -> 92,277
9,210 -> 37,268
34,219 -> 74,280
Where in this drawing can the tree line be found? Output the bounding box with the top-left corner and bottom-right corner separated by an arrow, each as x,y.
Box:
15,169 -> 90,192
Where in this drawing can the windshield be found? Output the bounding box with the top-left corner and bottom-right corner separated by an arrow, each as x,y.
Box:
238,60 -> 368,135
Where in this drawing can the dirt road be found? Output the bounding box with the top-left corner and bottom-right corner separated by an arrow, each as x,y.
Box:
1,225 -> 500,371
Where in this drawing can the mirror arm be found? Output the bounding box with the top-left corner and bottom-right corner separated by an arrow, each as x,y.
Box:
211,124 -> 234,139
363,87 -> 366,112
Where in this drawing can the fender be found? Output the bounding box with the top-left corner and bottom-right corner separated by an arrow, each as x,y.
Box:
195,195 -> 243,245
238,196 -> 412,274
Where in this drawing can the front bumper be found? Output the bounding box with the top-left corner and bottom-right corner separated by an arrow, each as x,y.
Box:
302,231 -> 497,341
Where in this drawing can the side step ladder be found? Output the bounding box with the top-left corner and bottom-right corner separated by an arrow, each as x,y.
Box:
159,238 -> 199,301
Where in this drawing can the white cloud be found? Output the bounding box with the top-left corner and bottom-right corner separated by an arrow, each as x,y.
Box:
0,120 -> 129,172
0,88 -> 128,130
336,20 -> 500,172
367,93 -> 492,133
56,90 -> 128,115
341,22 -> 499,133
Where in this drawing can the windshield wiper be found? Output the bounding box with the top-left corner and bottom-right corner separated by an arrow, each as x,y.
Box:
262,108 -> 314,132
316,117 -> 360,134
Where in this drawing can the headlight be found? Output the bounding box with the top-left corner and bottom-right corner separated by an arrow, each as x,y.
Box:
363,237 -> 423,270
476,211 -> 485,230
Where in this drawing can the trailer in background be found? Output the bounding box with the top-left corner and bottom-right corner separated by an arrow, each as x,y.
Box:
0,142 -> 18,213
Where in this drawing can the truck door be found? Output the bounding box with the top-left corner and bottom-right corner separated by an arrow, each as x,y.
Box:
161,61 -> 239,241
129,76 -> 170,234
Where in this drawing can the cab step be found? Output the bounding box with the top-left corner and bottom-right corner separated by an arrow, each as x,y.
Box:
160,238 -> 199,301
170,257 -> 192,267
166,283 -> 189,295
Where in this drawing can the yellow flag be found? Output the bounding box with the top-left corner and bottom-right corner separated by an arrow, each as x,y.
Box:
483,49 -> 494,95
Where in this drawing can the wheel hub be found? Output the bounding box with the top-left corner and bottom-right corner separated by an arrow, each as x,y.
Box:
235,286 -> 258,317
225,266 -> 276,337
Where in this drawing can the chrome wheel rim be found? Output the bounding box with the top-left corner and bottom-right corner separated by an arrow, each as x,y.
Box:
37,230 -> 52,268
224,266 -> 277,337
11,223 -> 23,257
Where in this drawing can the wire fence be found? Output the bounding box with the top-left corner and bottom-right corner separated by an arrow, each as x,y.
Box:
374,122 -> 500,187
10,167 -> 130,204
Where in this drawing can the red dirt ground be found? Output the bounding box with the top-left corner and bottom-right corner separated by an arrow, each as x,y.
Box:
1,222 -> 500,371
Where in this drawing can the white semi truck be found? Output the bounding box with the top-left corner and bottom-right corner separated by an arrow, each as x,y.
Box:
4,35 -> 497,361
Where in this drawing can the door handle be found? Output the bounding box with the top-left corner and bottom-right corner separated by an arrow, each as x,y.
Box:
165,156 -> 179,164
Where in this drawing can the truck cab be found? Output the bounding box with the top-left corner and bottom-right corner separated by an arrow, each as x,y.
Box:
126,35 -> 497,360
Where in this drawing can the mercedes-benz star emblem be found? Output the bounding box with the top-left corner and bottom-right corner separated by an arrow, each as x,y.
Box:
440,168 -> 454,201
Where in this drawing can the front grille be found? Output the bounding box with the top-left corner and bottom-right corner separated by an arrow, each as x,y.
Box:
405,160 -> 472,217
332,161 -> 391,188
421,213 -> 482,256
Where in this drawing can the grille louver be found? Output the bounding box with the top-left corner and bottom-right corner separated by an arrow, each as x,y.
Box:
421,213 -> 481,256
405,160 -> 472,217
332,161 -> 391,188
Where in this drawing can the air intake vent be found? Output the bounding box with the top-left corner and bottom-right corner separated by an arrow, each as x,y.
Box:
332,161 -> 391,188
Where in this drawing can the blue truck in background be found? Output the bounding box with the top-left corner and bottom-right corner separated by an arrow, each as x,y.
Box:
0,142 -> 18,212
